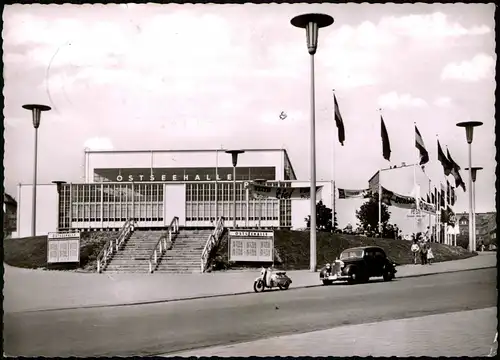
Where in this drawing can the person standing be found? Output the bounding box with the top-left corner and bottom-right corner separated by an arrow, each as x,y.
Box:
411,240 -> 420,265
427,244 -> 434,265
419,237 -> 428,265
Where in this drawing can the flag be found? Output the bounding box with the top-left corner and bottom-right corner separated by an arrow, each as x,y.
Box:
447,148 -> 466,191
334,93 -> 345,146
415,125 -> 429,166
446,180 -> 451,205
437,140 -> 453,176
431,191 -> 435,205
450,186 -> 456,206
426,194 -> 431,204
440,183 -> 446,208
338,188 -> 371,199
381,116 -> 391,161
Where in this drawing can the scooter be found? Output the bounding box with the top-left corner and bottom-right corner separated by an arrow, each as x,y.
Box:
253,267 -> 292,293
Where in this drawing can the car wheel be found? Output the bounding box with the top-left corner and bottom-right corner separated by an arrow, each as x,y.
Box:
348,271 -> 358,284
383,271 -> 394,281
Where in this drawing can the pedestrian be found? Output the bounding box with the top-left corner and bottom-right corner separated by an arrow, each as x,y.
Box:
411,240 -> 420,265
420,239 -> 428,265
427,244 -> 434,265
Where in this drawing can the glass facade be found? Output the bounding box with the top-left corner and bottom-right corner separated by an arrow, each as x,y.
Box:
185,181 -> 289,225
58,183 -> 164,229
58,181 -> 292,230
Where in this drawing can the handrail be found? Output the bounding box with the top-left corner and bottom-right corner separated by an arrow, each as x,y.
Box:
96,218 -> 135,273
200,217 -> 225,273
148,216 -> 179,273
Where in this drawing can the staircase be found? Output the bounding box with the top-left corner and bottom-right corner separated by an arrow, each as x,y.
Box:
103,230 -> 165,273
154,229 -> 213,273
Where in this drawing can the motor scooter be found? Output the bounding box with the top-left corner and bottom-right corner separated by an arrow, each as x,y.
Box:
253,267 -> 292,293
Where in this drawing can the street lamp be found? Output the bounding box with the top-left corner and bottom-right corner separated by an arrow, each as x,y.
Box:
225,150 -> 245,229
291,13 -> 334,272
464,166 -> 483,251
52,181 -> 67,232
23,104 -> 51,236
456,121 -> 483,252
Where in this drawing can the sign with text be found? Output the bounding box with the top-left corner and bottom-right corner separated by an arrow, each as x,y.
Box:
407,209 -> 426,218
248,183 -> 323,200
94,167 -> 276,182
229,230 -> 274,262
47,232 -> 81,263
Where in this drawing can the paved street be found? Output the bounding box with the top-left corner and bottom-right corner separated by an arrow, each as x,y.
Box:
4,268 -> 496,357
170,307 -> 498,357
4,252 -> 496,313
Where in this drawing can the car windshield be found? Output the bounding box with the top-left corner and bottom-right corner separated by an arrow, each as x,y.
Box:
340,249 -> 364,260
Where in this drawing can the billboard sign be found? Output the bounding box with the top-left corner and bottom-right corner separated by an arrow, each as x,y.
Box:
47,232 -> 81,263
229,230 -> 274,262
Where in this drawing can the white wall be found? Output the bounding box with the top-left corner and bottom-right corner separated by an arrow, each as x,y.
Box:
379,166 -> 434,236
17,183 -> 59,238
87,150 -> 285,182
164,184 -> 186,225
291,181 -> 333,229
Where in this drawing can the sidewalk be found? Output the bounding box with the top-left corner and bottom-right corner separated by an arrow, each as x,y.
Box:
4,252 -> 496,313
169,307 -> 498,357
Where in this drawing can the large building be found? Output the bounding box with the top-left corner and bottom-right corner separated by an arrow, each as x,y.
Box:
3,193 -> 17,237
456,211 -> 497,245
14,148 -> 336,237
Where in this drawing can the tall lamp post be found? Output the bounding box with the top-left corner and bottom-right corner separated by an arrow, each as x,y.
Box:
23,104 -> 51,236
464,166 -> 483,251
456,121 -> 483,252
225,150 -> 245,229
291,13 -> 334,272
52,181 -> 67,232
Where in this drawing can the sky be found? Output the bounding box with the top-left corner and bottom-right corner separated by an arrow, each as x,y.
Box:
2,3 -> 496,227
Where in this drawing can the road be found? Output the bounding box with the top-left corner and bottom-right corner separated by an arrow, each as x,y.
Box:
4,268 -> 496,357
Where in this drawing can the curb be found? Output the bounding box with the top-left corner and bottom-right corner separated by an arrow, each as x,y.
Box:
19,265 -> 496,314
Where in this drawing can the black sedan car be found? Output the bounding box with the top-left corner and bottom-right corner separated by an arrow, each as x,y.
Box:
319,246 -> 397,285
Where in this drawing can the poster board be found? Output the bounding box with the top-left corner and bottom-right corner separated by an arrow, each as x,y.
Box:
47,232 -> 81,263
229,230 -> 274,262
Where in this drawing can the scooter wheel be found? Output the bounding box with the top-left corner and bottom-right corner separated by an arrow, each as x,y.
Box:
254,280 -> 265,293
278,282 -> 290,290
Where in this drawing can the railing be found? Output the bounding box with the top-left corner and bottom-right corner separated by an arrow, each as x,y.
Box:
148,216 -> 179,273
200,217 -> 225,273
96,218 -> 136,273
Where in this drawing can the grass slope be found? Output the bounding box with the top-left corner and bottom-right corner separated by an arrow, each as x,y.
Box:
4,232 -> 118,271
210,230 -> 476,271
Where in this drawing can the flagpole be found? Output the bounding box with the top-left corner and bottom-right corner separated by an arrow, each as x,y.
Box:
332,180 -> 336,231
378,108 -> 383,236
332,89 -> 336,232
215,148 -> 219,224
413,122 -> 418,236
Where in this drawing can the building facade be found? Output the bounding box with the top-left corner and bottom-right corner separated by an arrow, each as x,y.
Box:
3,193 -> 17,237
456,211 -> 497,245
14,148 -> 336,237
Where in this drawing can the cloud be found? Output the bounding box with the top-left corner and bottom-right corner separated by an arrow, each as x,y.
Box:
377,92 -> 428,109
379,12 -> 491,39
434,96 -> 453,107
83,137 -> 114,150
441,53 -> 495,82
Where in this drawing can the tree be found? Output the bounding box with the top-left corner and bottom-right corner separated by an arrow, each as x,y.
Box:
355,197 -> 391,235
304,201 -> 337,232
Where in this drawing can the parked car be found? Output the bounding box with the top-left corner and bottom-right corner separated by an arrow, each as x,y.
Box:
319,246 -> 397,285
